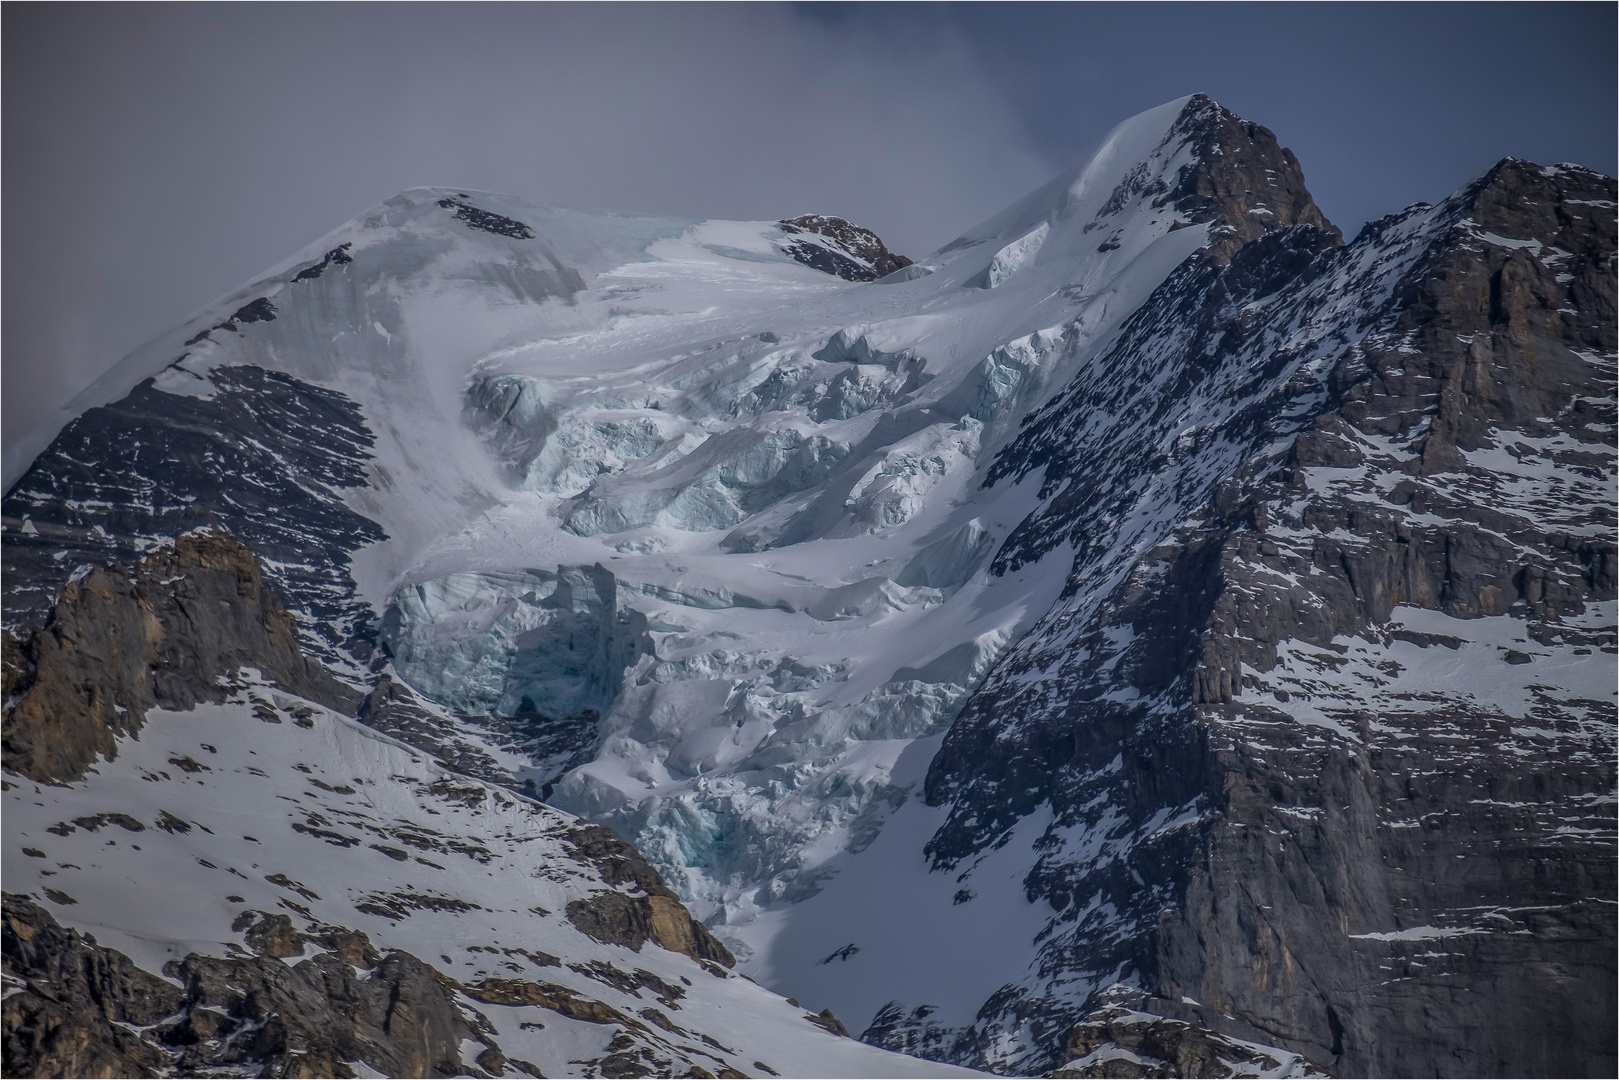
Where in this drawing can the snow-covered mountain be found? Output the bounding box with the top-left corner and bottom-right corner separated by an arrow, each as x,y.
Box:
4,94 -> 1613,1077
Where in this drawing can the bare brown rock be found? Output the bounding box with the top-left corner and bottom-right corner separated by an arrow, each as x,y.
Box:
2,896 -> 181,1078
1,532 -> 360,784
460,977 -> 631,1025
316,927 -> 382,969
1165,94 -> 1341,264
233,911 -> 306,959
1050,987 -> 1313,1078
563,823 -> 736,967
805,1008 -> 850,1037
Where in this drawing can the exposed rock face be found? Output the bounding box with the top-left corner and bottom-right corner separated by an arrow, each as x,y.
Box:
2,364 -> 385,673
1162,94 -> 1341,262
3,895 -> 476,1079
915,160 -> 1616,1073
1072,93 -> 1340,270
806,1008 -> 851,1038
2,532 -> 358,784
1049,985 -> 1322,1078
438,196 -> 539,240
778,214 -> 913,281
563,823 -> 737,968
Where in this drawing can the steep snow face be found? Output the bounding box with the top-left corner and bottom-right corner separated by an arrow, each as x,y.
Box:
3,93 -> 1344,1071
2,678 -> 983,1079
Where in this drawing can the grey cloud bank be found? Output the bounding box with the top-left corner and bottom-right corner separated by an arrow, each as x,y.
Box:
3,2 -> 1613,452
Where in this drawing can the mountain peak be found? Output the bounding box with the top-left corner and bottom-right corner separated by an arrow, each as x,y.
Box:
933,94 -> 1337,278
1158,93 -> 1341,260
3,93 -> 1609,1080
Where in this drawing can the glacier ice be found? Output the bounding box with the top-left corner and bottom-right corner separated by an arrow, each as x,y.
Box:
565,426 -> 853,536
380,565 -> 645,721
465,372 -> 676,494
940,327 -> 1064,424
349,125 -> 1216,959
983,222 -> 1050,288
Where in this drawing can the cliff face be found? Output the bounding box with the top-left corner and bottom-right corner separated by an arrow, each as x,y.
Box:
2,532 -> 359,784
921,159 -> 1616,1075
2,364 -> 385,675
1157,93 -> 1343,263
4,895 -> 477,1080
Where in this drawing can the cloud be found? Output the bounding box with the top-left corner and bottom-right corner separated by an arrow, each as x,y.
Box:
3,5 -> 1055,450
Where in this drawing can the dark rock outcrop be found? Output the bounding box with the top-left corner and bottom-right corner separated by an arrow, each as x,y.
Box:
437,196 -> 537,240
1048,986 -> 1322,1078
2,531 -> 358,783
564,823 -> 736,968
1161,94 -> 1342,263
291,242 -> 355,282
778,215 -> 913,282
2,363 -> 386,672
806,1008 -> 850,1038
3,894 -> 480,1079
1074,93 -> 1340,272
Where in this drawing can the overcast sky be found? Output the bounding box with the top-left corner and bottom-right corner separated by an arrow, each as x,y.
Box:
4,2 -> 1614,453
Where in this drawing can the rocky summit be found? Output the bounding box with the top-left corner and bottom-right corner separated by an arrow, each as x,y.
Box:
3,93 -> 1614,1078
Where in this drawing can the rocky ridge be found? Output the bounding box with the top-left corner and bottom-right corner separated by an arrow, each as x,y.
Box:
776,215 -> 914,281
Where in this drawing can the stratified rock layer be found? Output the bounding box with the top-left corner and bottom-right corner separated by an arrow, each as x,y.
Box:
2,364 -> 385,673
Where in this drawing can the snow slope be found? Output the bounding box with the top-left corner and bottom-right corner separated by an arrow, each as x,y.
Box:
3,674 -> 981,1078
